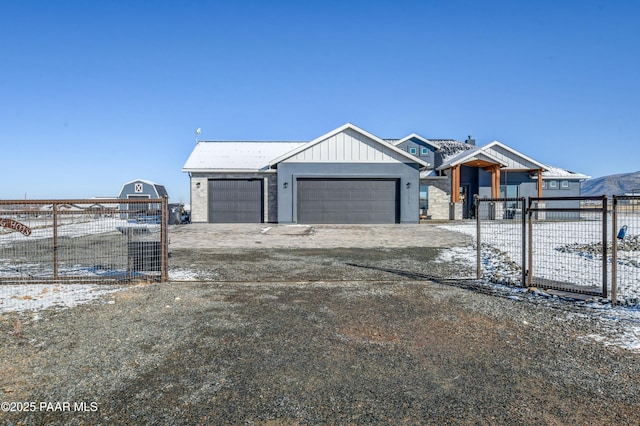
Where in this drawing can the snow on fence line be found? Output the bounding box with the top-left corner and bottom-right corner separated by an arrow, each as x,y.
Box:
445,196 -> 640,305
0,198 -> 169,285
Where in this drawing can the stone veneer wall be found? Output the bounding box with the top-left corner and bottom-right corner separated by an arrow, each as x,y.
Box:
190,176 -> 208,223
189,173 -> 277,223
423,177 -> 451,220
265,174 -> 278,222
427,185 -> 450,220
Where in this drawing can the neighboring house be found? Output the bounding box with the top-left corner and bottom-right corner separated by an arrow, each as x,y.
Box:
182,123 -> 589,224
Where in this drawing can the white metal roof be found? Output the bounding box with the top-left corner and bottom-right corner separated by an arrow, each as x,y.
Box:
539,165 -> 590,180
182,141 -> 306,172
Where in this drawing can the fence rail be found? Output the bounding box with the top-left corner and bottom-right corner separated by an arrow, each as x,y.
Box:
0,198 -> 168,284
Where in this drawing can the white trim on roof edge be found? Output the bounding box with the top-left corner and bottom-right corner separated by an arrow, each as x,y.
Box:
268,123 -> 428,168
184,168 -> 277,173
392,133 -> 441,150
481,140 -> 547,170
437,147 -> 507,170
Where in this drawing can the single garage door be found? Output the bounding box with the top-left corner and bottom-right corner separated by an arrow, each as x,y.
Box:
296,178 -> 399,224
208,179 -> 263,223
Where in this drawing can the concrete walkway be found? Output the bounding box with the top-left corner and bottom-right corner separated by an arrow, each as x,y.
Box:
168,222 -> 473,249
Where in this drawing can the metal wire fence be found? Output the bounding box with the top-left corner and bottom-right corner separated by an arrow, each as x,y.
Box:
476,195 -> 640,304
612,196 -> 640,304
475,198 -> 526,286
527,196 -> 608,297
0,198 -> 168,284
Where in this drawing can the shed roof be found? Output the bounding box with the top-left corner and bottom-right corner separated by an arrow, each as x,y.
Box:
118,179 -> 168,197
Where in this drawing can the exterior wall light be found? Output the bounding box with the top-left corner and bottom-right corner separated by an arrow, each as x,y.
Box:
406,182 -> 411,188
283,182 -> 288,189
195,182 -> 201,188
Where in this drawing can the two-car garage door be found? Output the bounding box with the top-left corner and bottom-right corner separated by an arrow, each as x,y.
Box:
296,178 -> 399,224
207,178 -> 400,224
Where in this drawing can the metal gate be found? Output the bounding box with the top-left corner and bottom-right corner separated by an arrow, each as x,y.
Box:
527,196 -> 608,297
476,196 -> 609,297
0,198 -> 168,284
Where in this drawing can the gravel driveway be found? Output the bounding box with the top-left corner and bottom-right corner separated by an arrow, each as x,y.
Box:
1,223 -> 639,425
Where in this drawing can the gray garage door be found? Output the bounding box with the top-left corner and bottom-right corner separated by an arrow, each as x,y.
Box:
208,179 -> 263,223
296,178 -> 399,224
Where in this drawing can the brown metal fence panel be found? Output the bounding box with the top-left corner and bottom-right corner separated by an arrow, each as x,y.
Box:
475,197 -> 527,286
0,198 -> 168,284
612,195 -> 640,304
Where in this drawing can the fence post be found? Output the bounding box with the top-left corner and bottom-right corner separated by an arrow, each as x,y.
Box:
521,197 -> 526,287
612,196 -> 618,305
476,195 -> 481,279
53,202 -> 58,279
527,198 -> 534,286
602,195 -> 608,299
161,196 -> 169,282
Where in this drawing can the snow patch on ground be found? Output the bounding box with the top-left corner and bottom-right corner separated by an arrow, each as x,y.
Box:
435,245 -> 476,264
576,306 -> 640,353
0,284 -> 121,314
435,223 -> 640,354
169,269 -> 200,281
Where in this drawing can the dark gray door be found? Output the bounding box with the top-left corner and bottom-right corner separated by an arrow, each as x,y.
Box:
208,179 -> 263,223
296,178 -> 399,224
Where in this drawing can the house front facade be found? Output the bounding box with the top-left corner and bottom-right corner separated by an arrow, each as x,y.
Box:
182,123 -> 588,224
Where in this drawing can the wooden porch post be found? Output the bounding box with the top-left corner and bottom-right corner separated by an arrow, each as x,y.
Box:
451,165 -> 461,202
491,166 -> 501,198
537,170 -> 543,197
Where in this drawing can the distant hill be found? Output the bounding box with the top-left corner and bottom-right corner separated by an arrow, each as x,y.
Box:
581,171 -> 640,197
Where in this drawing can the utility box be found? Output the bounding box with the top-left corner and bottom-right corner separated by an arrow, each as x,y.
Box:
117,225 -> 162,272
168,203 -> 184,225
128,240 -> 161,272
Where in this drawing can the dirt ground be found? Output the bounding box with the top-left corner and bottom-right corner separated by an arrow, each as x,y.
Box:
1,224 -> 639,425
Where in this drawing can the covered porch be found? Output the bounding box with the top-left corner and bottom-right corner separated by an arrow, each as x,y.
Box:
439,145 -> 546,220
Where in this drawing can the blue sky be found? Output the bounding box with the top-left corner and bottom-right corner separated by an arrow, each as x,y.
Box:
2,0 -> 638,203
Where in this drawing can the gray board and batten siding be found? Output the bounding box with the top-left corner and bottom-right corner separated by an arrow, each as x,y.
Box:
271,125 -> 425,224
276,162 -> 421,224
